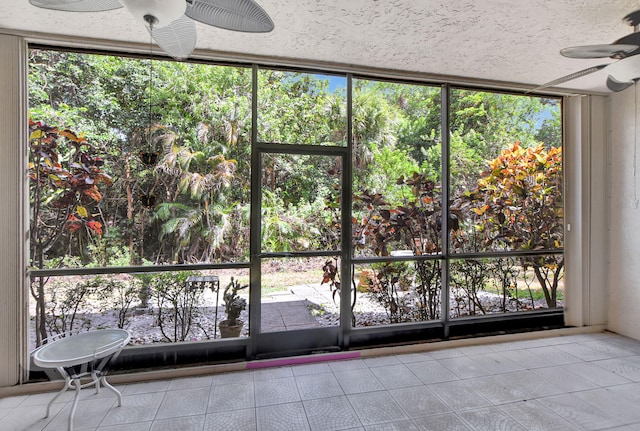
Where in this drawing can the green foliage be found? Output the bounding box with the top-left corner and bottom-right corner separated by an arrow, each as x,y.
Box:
29,50 -> 254,267
535,99 -> 562,148
87,228 -> 134,268
149,271 -> 203,342
450,259 -> 490,316
352,80 -> 402,188
258,71 -> 346,145
352,173 -> 445,322
29,118 -> 112,345
43,277 -> 99,337
28,48 -> 565,341
152,132 -> 243,262
367,145 -> 420,204
354,173 -> 443,257
420,90 -> 560,190
465,142 -> 564,307
368,261 -> 413,323
262,153 -> 336,207
468,142 -> 563,251
260,152 -> 341,253
261,189 -> 332,252
29,50 -> 562,272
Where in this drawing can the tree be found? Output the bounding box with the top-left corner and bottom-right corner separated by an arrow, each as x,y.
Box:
27,48 -> 565,343
353,173 -> 446,322
29,119 -> 111,345
150,271 -> 203,342
465,142 -> 563,307
352,81 -> 399,167
152,134 -> 239,262
258,71 -> 346,146
422,90 -> 555,189
29,50 -> 255,267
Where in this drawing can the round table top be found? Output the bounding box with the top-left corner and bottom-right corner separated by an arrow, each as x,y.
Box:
33,329 -> 130,369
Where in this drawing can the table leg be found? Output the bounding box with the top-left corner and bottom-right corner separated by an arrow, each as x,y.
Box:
68,377 -> 82,431
91,371 -> 101,394
45,377 -> 72,418
100,375 -> 123,407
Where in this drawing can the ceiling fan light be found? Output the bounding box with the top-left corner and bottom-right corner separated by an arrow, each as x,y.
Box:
605,54 -> 640,85
121,0 -> 186,28
606,75 -> 634,92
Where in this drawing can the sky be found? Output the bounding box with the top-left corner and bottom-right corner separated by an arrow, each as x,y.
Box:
315,74 -> 346,93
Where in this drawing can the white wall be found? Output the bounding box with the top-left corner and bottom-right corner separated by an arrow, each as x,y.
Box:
564,95 -> 609,328
608,85 -> 640,339
0,34 -> 29,386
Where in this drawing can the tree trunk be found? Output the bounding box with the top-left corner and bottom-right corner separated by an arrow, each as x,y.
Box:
35,277 -> 47,346
533,265 -> 556,308
125,154 -> 135,265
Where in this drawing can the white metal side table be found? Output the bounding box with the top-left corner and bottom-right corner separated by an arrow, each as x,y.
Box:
32,329 -> 130,431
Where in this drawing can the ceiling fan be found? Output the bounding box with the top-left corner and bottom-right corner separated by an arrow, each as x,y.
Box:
29,0 -> 275,60
532,9 -> 640,93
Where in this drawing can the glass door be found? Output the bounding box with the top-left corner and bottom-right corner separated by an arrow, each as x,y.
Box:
252,150 -> 346,357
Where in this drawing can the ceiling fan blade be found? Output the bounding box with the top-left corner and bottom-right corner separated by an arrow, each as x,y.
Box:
149,16 -> 197,60
560,44 -> 638,59
623,9 -> 640,27
29,0 -> 122,12
186,0 -> 274,33
606,75 -> 634,92
611,32 -> 640,57
527,64 -> 608,93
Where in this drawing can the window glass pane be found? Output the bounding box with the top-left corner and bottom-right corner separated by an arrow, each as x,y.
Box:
352,79 -> 442,258
449,255 -> 563,319
257,70 -> 347,145
352,259 -> 442,327
26,47 -> 566,351
449,90 -> 563,254
28,49 -> 251,269
262,257 -> 340,332
29,268 -> 250,348
261,153 -> 341,253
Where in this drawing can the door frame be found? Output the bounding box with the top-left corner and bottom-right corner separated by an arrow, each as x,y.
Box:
248,144 -> 350,358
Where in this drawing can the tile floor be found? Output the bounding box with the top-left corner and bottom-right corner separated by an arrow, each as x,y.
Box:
2,331 -> 640,430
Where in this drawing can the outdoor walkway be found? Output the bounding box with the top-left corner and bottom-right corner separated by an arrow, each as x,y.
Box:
3,331 -> 640,430
261,299 -> 320,332
260,284 -> 336,332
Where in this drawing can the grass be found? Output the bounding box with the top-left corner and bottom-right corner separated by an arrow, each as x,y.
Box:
509,287 -> 564,302
217,260 -> 564,304
212,259 -> 325,296
261,268 -> 322,295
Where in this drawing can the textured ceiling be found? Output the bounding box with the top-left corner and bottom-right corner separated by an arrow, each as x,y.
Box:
1,0 -> 640,93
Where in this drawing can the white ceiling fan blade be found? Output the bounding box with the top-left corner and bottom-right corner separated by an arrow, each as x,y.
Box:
186,0 -> 274,33
606,75 -> 634,92
149,15 -> 197,60
526,64 -> 608,93
29,0 -> 122,12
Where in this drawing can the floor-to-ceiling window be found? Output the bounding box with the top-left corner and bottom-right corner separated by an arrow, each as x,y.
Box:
447,88 -> 563,322
349,78 -> 444,329
27,47 -> 562,369
28,49 -> 254,349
